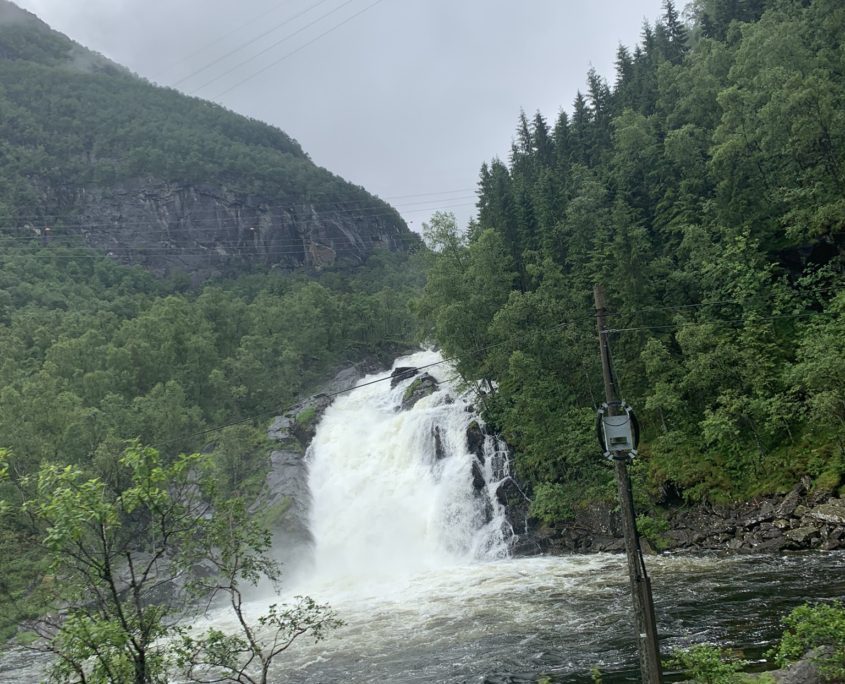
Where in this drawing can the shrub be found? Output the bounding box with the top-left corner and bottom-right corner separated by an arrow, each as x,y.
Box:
666,644 -> 747,683
771,601 -> 845,682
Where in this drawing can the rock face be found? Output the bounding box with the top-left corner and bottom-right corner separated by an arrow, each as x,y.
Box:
390,366 -> 418,388
400,373 -> 439,411
51,180 -> 411,280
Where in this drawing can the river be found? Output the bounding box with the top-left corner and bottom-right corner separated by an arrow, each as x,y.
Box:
246,350 -> 845,683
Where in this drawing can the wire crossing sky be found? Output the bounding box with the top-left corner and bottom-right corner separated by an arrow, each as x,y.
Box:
13,0 -> 666,231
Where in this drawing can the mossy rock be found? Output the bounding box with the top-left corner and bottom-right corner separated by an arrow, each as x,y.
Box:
295,406 -> 317,426
400,373 -> 438,410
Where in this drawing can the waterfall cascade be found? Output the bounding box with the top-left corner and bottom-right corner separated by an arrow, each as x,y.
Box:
300,350 -> 513,593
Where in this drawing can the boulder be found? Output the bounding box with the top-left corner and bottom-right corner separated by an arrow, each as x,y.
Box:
807,498 -> 845,525
742,500 -> 776,528
776,481 -> 807,518
466,420 -> 486,461
772,650 -> 825,684
785,526 -> 820,545
390,366 -> 418,388
432,426 -> 447,460
495,477 -> 528,508
471,459 -> 486,492
400,373 -> 439,411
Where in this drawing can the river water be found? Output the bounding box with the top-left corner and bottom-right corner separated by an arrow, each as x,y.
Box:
3,351 -> 843,683
246,351 -> 845,683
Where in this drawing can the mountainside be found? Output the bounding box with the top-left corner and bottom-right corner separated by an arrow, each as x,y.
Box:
0,1 -> 430,643
0,0 -> 415,278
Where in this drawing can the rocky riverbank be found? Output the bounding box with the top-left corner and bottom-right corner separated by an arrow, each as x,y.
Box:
516,476 -> 845,556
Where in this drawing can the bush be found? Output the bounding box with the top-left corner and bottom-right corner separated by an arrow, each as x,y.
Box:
771,601 -> 845,682
666,644 -> 748,683
636,513 -> 669,551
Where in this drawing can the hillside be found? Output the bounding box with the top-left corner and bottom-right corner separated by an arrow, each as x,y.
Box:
0,0 -> 416,278
0,1 -> 427,643
419,0 -> 845,524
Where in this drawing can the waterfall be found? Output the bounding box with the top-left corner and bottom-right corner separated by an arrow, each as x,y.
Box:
299,350 -> 512,593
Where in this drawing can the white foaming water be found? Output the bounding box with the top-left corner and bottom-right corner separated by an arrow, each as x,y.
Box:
295,349 -> 512,598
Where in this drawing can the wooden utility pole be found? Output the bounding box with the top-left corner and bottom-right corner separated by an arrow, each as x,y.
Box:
593,283 -> 663,684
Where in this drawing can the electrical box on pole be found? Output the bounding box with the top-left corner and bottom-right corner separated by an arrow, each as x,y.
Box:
596,401 -> 639,459
593,284 -> 663,684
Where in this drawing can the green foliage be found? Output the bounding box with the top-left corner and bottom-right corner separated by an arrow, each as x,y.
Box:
19,445 -> 211,683
771,602 -> 845,682
666,644 -> 748,683
10,444 -> 341,684
417,0 -> 845,519
175,497 -> 343,684
530,483 -> 576,524
0,245 -> 422,642
636,513 -> 670,550
295,406 -> 318,427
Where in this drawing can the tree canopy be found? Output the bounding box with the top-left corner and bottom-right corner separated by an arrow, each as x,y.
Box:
418,0 -> 845,521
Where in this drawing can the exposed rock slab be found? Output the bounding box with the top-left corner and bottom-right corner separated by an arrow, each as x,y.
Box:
46,180 -> 411,281
807,498 -> 845,525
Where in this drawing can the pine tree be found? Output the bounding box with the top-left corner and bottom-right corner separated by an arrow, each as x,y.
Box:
552,109 -> 571,170
662,0 -> 689,63
569,91 -> 594,166
531,111 -> 553,167
587,68 -> 613,158
613,44 -> 636,112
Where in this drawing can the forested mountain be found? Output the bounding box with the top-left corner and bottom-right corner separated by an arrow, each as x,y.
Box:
0,1 -> 426,642
0,0 -> 416,278
419,0 -> 845,521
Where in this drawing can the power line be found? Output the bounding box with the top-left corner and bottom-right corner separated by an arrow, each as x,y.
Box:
604,286 -> 842,319
0,202 -> 476,239
212,0 -> 385,99
605,310 -> 831,334
0,188 -> 477,225
0,196 -> 475,230
171,0 -> 337,89
189,0 -> 362,95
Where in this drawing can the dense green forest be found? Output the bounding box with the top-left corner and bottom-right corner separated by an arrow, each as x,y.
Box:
0,243 -> 423,639
0,1 -> 428,656
418,0 -> 845,521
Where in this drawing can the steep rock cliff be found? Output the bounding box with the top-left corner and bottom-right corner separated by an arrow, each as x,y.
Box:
34,179 -> 411,278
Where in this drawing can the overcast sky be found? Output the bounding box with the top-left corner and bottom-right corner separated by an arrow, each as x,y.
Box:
15,0 -> 666,230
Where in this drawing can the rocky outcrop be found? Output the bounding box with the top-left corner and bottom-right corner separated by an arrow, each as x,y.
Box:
657,485 -> 845,553
516,477 -> 845,556
35,179 -> 412,281
466,420 -> 486,461
390,366 -> 418,388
